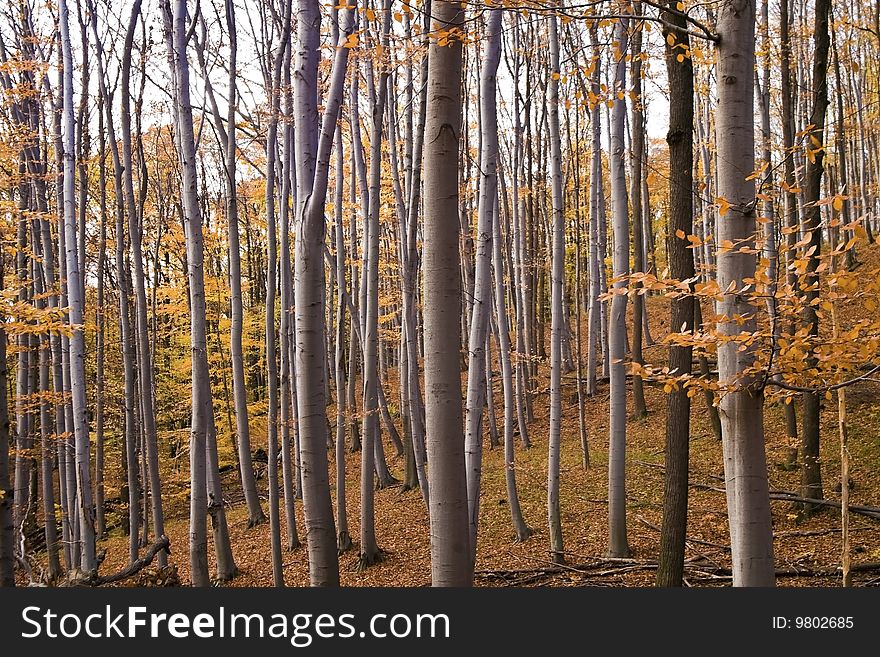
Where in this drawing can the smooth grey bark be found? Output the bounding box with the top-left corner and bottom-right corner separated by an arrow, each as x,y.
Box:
493,189 -> 531,543
464,7 -> 503,562
293,0 -> 356,587
117,0 -> 167,567
60,0 -> 96,574
509,17 -> 535,429
263,0 -> 291,588
423,0 -> 472,587
334,122 -> 352,553
715,0 -> 776,587
547,13 -> 566,565
347,165 -> 362,454
402,1 -> 432,498
13,184 -> 32,557
87,0 -> 139,564
94,98 -> 107,540
358,0 -> 395,569
226,0 -> 265,527
280,48 -> 301,551
32,248 -> 60,579
607,8 -> 632,559
163,0 -> 237,585
586,23 -> 603,397
629,7 -> 648,420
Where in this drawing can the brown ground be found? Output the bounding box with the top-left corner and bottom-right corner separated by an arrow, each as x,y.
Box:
92,329 -> 880,588
32,246 -> 880,588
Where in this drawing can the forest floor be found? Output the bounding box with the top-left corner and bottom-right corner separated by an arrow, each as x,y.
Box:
89,249 -> 880,587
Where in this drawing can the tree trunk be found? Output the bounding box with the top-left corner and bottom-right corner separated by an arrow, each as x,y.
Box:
715,0 -> 775,586
607,7 -> 632,559
657,1 -> 695,587
779,0 -> 800,451
163,0 -> 238,585
334,121 -> 353,553
464,7 -> 503,562
293,0 -> 356,586
799,0 -> 831,513
94,96 -> 107,540
225,0 -> 264,528
262,0 -> 291,589
546,12 -> 567,565
0,321 -> 12,586
587,23 -> 603,397
423,0 -> 472,587
629,5 -> 648,421
280,49 -> 301,552
60,0 -> 96,574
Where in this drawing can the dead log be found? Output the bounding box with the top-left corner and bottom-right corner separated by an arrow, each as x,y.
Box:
66,535 -> 171,587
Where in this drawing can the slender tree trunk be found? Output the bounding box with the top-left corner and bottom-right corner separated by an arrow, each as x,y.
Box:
13,184 -> 32,558
0,321 -> 12,586
799,0 -> 831,513
587,24 -> 603,397
657,1 -> 695,587
262,0 -> 291,589
280,50 -> 301,552
94,97 -> 107,540
60,0 -> 96,574
225,0 -> 264,528
423,0 -> 472,587
464,7 -> 503,562
629,5 -> 648,420
546,12 -> 566,565
607,6 -> 632,559
716,0 -> 775,586
163,0 -> 238,585
779,0 -> 801,450
334,122 -> 352,553
293,0 -> 356,586
117,0 -> 167,567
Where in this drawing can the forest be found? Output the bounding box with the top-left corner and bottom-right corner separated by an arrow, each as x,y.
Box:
0,0 -> 879,590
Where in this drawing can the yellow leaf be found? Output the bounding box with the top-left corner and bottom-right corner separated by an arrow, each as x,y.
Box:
716,197 -> 731,217
365,7 -> 376,21
832,195 -> 844,212
675,229 -> 686,239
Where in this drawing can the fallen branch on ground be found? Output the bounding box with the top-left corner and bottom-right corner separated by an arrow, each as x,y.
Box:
66,536 -> 171,587
691,482 -> 880,520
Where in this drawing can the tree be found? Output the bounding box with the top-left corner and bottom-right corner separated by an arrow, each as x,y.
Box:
262,0 -> 292,588
715,0 -> 775,587
423,0 -> 472,587
799,0 -> 831,512
162,0 -> 236,585
0,314 -> 13,586
547,11 -> 566,565
60,0 -> 96,574
223,0 -> 265,528
656,0 -> 696,587
607,7 -> 631,559
464,5 -> 503,562
293,0 -> 357,587
118,0 -> 166,560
